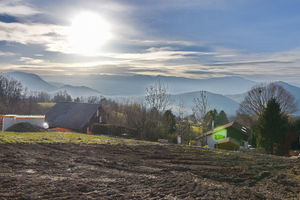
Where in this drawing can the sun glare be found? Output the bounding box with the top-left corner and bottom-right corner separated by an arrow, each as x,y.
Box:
67,12 -> 112,55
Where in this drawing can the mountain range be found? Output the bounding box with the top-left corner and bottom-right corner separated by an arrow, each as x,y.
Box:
43,74 -> 257,95
2,71 -> 300,116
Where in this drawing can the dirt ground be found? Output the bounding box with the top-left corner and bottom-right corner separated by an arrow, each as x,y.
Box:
0,143 -> 299,200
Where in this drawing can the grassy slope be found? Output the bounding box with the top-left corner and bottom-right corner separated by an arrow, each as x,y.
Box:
37,102 -> 56,108
0,131 -> 157,145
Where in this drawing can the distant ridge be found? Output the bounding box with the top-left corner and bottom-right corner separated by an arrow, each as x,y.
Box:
2,71 -> 101,97
57,85 -> 101,97
3,71 -> 56,92
171,91 -> 240,116
43,74 -> 257,95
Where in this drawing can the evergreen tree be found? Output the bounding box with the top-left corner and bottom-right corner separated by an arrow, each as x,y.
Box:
203,109 -> 229,130
256,98 -> 289,155
216,110 -> 229,126
162,110 -> 176,134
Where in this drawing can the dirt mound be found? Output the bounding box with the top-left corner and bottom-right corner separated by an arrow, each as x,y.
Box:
6,122 -> 46,132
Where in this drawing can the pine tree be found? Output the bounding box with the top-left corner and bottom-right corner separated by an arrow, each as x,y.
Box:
256,98 -> 289,154
162,110 -> 176,134
216,110 -> 229,126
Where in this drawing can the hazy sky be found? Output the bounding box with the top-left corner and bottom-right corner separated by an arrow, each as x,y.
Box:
1,0 -> 300,82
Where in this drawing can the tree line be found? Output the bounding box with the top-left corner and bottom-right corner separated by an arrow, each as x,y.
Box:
98,80 -> 229,144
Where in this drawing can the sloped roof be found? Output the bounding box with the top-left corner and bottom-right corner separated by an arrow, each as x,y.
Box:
45,102 -> 100,130
196,121 -> 249,139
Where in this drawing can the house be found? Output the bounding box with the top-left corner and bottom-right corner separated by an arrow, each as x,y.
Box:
0,115 -> 45,131
45,102 -> 106,133
196,121 -> 249,150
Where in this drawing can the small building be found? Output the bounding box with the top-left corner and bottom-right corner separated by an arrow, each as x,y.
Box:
0,115 -> 45,131
196,121 -> 249,150
45,102 -> 106,133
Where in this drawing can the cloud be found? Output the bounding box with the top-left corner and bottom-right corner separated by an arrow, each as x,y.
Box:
128,39 -> 196,47
19,57 -> 44,64
0,51 -> 15,56
128,68 -> 169,73
121,0 -> 237,11
0,21 -> 65,45
1,0 -> 300,84
2,44 -> 300,84
5,43 -> 300,82
205,60 -> 293,67
184,70 -> 225,75
0,0 -> 40,16
101,47 -> 209,62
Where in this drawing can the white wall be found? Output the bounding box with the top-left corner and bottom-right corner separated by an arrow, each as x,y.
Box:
3,118 -> 16,131
197,135 -> 218,148
207,135 -> 218,148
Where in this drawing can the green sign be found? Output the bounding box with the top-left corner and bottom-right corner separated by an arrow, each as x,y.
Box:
212,128 -> 227,141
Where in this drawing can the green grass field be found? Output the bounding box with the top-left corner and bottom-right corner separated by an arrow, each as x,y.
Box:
191,125 -> 202,133
37,102 -> 56,108
0,131 -> 158,145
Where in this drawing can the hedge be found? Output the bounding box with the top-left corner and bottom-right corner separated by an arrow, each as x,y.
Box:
91,123 -> 138,138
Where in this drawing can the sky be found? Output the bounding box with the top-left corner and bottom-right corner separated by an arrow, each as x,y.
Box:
1,0 -> 300,83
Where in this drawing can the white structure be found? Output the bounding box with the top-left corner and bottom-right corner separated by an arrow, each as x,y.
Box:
177,135 -> 182,144
207,134 -> 218,148
0,115 -> 45,131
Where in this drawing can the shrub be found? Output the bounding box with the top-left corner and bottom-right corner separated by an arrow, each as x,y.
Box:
91,123 -> 138,138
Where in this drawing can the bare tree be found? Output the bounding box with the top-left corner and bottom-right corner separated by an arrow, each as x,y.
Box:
145,80 -> 170,112
87,96 -> 100,104
238,83 -> 297,117
176,99 -> 192,143
177,99 -> 185,120
53,90 -> 72,102
0,75 -> 23,113
123,103 -> 147,139
192,91 -> 209,123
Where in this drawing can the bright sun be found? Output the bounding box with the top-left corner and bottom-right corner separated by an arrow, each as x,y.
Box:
67,12 -> 112,55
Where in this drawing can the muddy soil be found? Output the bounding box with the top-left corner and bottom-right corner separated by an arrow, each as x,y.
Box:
0,143 -> 299,199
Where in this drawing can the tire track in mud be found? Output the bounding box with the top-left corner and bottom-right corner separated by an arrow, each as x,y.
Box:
0,143 -> 299,199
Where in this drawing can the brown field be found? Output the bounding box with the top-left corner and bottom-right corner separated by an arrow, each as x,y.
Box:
0,143 -> 299,199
